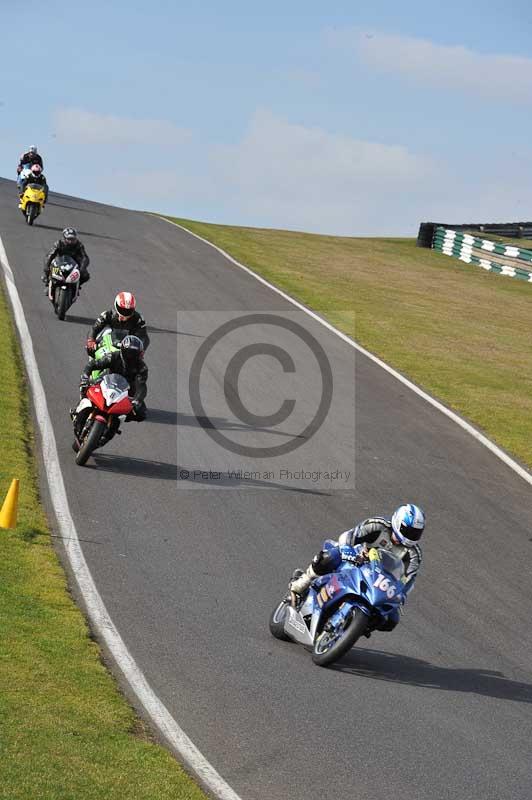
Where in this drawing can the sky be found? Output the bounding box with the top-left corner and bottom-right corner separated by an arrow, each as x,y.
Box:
1,0 -> 532,236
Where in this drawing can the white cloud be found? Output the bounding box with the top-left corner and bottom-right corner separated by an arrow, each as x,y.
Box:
207,110 -> 437,234
53,108 -> 190,146
45,107 -> 532,236
333,29 -> 532,104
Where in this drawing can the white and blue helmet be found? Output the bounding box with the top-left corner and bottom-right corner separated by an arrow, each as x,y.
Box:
391,504 -> 425,547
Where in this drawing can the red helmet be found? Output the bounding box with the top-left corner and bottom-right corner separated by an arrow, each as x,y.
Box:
114,291 -> 136,321
31,164 -> 42,176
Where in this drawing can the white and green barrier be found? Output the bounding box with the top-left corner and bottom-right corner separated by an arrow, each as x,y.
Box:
432,227 -> 532,283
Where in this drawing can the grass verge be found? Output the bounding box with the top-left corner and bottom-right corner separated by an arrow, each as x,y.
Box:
165,216 -> 532,468
0,280 -> 207,798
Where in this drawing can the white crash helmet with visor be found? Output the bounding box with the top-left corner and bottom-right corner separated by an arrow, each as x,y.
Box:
391,504 -> 425,547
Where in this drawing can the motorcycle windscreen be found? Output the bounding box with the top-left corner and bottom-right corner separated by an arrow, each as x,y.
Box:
377,550 -> 406,581
52,255 -> 77,274
100,374 -> 130,406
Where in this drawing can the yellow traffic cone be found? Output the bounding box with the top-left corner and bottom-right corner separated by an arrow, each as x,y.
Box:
0,479 -> 19,529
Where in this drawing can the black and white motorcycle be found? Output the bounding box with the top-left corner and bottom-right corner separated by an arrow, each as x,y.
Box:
47,255 -> 81,320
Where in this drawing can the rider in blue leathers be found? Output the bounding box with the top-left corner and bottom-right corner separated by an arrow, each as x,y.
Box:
289,504 -> 425,631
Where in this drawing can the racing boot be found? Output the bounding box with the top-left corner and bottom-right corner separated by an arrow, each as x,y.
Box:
288,568 -> 304,594
289,567 -> 311,608
290,565 -> 315,597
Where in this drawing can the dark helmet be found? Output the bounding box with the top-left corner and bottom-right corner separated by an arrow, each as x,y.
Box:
120,335 -> 144,367
62,227 -> 78,245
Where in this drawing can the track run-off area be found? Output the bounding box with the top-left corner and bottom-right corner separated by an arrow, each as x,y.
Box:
1,177 -> 531,800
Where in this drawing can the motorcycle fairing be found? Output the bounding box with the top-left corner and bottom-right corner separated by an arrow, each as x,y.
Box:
87,375 -> 132,415
75,397 -> 93,414
19,184 -> 45,210
284,551 -> 406,645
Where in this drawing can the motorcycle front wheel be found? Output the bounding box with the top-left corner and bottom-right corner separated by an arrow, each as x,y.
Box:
26,204 -> 36,225
75,419 -> 106,466
312,606 -> 368,668
57,289 -> 69,321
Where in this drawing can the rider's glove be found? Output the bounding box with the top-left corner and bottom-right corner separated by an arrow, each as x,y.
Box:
353,544 -> 369,565
86,338 -> 96,353
131,399 -> 141,414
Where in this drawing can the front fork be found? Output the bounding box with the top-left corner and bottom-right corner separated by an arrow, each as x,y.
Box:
77,409 -> 107,438
50,283 -> 76,303
325,603 -> 358,633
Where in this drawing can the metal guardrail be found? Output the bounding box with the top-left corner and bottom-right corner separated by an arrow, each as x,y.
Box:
431,227 -> 532,283
417,221 -> 532,248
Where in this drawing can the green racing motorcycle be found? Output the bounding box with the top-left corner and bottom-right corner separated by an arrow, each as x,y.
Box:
90,326 -> 129,377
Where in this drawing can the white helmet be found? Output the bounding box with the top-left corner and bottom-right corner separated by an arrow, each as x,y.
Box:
391,504 -> 425,547
29,145 -> 38,154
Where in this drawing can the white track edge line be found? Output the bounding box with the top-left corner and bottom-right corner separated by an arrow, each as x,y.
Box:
0,234 -> 243,800
157,215 -> 532,488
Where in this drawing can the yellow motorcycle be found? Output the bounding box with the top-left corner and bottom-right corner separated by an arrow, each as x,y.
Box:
19,183 -> 46,225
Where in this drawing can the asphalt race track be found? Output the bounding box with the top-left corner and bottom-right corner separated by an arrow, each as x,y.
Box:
1,177 -> 532,800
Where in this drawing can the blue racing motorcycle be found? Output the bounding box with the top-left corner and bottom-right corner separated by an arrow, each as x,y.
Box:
269,547 -> 407,667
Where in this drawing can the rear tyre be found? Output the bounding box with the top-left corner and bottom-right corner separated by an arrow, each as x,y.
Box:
312,606 -> 368,668
57,290 -> 69,321
269,599 -> 291,641
75,419 -> 106,466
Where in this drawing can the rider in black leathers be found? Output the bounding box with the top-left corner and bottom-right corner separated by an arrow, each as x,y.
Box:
72,336 -> 148,447
80,350 -> 148,418
17,146 -> 43,173
86,292 -> 150,354
19,165 -> 49,202
42,228 -> 90,286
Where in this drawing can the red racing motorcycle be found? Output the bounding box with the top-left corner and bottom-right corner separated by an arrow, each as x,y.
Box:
72,374 -> 133,466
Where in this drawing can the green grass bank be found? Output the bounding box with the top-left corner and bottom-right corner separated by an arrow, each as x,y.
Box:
0,281 -> 207,799
165,216 -> 532,468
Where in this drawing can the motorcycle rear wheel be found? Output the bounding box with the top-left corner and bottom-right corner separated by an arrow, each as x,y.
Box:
312,606 -> 368,668
75,419 -> 106,466
269,599 -> 291,641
